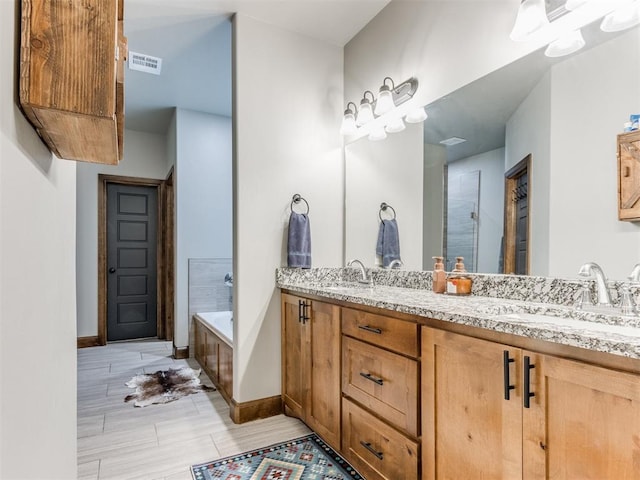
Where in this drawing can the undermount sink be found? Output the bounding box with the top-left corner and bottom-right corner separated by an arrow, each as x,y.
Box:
495,312 -> 640,336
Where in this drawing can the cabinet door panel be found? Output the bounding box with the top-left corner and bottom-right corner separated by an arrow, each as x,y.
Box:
422,327 -> 523,480
524,352 -> 640,480
307,301 -> 341,450
281,294 -> 306,418
219,341 -> 233,400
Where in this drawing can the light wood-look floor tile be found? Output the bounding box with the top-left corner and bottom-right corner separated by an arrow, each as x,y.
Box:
78,340 -> 310,479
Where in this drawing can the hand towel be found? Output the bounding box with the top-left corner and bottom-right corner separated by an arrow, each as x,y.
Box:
287,212 -> 311,268
376,218 -> 401,268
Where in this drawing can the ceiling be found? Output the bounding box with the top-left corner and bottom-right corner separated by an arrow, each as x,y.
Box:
124,0 -> 391,133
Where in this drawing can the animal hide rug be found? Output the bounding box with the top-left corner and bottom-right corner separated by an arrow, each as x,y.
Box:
125,367 -> 215,407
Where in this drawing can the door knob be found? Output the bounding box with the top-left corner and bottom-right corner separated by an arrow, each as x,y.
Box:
109,267 -> 116,273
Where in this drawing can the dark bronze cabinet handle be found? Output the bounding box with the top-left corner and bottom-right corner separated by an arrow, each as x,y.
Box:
302,301 -> 310,324
524,355 -> 535,408
359,372 -> 384,386
298,300 -> 303,323
360,441 -> 384,460
358,325 -> 382,334
503,350 -> 515,400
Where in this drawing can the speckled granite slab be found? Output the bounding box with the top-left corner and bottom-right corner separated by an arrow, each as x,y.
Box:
276,268 -> 640,360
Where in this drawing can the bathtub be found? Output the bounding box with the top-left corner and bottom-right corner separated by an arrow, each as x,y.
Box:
194,311 -> 233,347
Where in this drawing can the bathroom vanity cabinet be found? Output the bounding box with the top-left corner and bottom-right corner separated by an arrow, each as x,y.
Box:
281,293 -> 341,450
281,288 -> 640,479
19,0 -> 126,164
422,327 -> 640,480
618,130 -> 640,220
194,318 -> 233,405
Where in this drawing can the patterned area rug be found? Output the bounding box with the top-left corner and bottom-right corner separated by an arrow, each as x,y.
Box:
191,433 -> 364,480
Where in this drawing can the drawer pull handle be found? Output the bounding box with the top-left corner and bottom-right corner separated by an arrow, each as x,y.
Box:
360,441 -> 384,460
358,325 -> 382,334
524,355 -> 535,408
503,350 -> 515,400
360,372 -> 384,386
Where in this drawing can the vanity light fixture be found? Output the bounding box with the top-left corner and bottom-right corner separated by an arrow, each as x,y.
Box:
356,91 -> 375,126
511,0 -> 640,58
341,76 -> 425,140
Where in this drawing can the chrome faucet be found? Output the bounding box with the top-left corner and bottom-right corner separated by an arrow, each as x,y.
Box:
387,259 -> 403,269
577,262 -> 612,307
629,263 -> 640,282
347,259 -> 370,284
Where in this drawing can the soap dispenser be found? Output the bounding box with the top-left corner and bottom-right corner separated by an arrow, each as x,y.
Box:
432,256 -> 446,294
446,257 -> 473,295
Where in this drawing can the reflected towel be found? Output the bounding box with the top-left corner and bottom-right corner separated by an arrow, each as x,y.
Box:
287,212 -> 311,268
376,218 -> 401,268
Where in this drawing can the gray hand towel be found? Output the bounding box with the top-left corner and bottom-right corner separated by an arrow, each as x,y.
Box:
376,218 -> 401,267
287,212 -> 311,268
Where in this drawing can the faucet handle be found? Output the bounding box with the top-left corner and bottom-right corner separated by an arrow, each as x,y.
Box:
574,281 -> 592,310
619,284 -> 638,316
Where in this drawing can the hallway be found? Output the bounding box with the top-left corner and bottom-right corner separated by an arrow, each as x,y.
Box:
77,340 -> 310,479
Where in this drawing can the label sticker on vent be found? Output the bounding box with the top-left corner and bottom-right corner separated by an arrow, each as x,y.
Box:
128,52 -> 162,75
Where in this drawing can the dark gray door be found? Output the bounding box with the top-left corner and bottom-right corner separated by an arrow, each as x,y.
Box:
515,173 -> 528,275
107,183 -> 158,341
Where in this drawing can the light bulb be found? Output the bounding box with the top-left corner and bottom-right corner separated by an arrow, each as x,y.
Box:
374,87 -> 394,115
544,29 -> 585,57
368,125 -> 387,141
601,2 -> 640,32
356,101 -> 374,126
405,105 -> 428,124
385,117 -> 405,133
339,111 -> 357,136
510,0 -> 550,42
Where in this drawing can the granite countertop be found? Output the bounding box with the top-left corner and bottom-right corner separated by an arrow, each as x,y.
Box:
278,279 -> 640,360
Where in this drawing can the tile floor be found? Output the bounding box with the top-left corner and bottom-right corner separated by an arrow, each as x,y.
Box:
77,339 -> 310,480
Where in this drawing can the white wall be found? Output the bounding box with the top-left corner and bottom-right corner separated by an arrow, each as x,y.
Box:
506,72 -> 551,276
345,123 -> 423,270
174,109 -> 232,348
1,2 -> 77,477
76,130 -> 169,337
548,28 -> 640,280
448,148 -> 505,273
344,0 -> 539,117
233,14 -> 343,402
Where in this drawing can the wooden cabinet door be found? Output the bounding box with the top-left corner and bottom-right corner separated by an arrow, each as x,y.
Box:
307,300 -> 341,450
281,293 -> 307,418
219,342 -> 233,401
422,328 -> 523,480
205,332 -> 218,382
523,352 -> 640,480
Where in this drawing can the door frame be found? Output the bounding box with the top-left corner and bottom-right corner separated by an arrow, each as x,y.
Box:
98,174 -> 166,345
503,155 -> 531,275
161,168 -> 175,342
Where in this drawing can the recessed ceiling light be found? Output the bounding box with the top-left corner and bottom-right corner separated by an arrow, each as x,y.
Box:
440,137 -> 467,146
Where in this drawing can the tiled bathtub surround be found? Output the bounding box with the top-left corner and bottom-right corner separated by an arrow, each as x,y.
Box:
276,267 -> 640,359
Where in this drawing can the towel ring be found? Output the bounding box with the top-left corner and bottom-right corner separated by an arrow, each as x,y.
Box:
291,194 -> 310,215
379,202 -> 396,221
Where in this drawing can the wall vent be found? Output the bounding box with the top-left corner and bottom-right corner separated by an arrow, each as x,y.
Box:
128,52 -> 162,75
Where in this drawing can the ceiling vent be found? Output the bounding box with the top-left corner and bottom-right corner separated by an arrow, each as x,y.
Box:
128,52 -> 162,75
440,137 -> 467,146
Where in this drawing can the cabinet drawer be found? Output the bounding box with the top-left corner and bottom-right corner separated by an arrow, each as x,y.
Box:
342,336 -> 418,435
342,398 -> 419,480
342,307 -> 418,357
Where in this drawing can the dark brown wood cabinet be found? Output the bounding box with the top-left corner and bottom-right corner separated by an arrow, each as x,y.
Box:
281,293 -> 341,450
19,0 -> 126,164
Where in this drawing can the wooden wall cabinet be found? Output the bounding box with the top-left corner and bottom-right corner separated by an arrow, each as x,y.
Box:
20,0 -> 126,164
422,327 -> 640,480
281,293 -> 341,450
618,130 -> 640,220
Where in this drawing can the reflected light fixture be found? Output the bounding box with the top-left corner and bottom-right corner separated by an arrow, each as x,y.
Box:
339,102 -> 358,136
340,76 -> 426,140
544,28 -> 585,57
510,0 -> 549,41
356,91 -> 375,126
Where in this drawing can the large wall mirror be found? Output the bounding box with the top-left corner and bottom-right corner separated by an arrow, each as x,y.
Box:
345,22 -> 640,281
